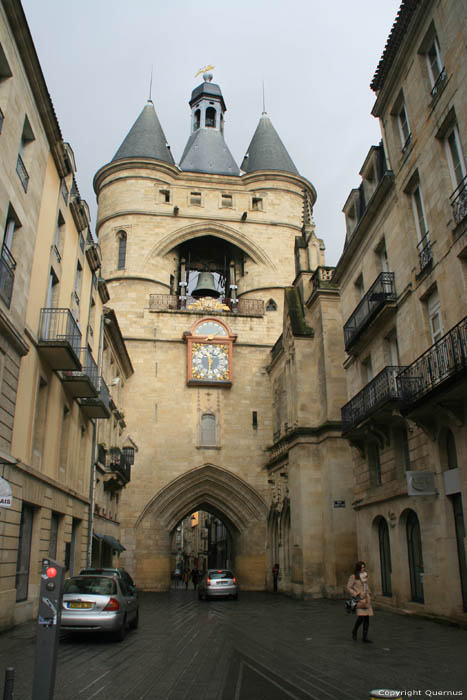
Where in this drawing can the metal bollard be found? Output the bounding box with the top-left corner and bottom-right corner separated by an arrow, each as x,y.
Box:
3,667 -> 14,700
370,691 -> 402,700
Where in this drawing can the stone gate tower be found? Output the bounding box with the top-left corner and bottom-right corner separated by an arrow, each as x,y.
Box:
94,73 -> 355,594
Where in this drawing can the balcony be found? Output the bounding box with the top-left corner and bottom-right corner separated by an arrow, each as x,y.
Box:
16,153 -> 29,192
38,308 -> 81,370
450,175 -> 467,228
104,448 -> 131,491
344,272 -> 396,353
398,315 -> 467,411
0,245 -> 16,308
61,347 -> 99,398
149,294 -> 264,316
417,232 -> 433,272
341,366 -> 406,435
79,377 -> 111,419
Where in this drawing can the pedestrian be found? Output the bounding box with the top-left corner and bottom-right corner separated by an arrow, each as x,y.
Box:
191,568 -> 199,590
272,563 -> 279,592
183,568 -> 190,590
347,561 -> 373,643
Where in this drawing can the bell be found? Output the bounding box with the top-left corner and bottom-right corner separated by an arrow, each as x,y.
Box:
191,271 -> 220,298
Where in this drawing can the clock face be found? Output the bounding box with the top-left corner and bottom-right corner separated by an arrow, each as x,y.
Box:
194,321 -> 227,337
191,343 -> 230,381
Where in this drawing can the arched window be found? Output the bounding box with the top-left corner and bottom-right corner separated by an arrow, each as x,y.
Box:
194,109 -> 201,130
377,517 -> 392,596
446,430 -> 458,470
205,107 -> 216,128
266,299 -> 277,311
117,231 -> 127,269
200,414 -> 216,446
406,510 -> 424,602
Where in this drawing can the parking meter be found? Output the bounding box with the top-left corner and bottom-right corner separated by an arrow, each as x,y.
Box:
32,558 -> 65,700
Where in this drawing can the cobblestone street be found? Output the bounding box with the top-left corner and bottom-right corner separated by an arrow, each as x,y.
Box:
1,591 -> 466,700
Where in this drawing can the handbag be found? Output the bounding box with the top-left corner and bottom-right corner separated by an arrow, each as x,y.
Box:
356,595 -> 368,609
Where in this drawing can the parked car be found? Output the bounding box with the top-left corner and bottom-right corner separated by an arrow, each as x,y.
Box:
61,575 -> 139,641
79,567 -> 137,595
198,569 -> 238,600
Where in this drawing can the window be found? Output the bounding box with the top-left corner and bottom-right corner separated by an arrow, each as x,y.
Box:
31,377 -> 48,470
426,289 -> 443,343
48,513 -> 60,559
394,425 -> 410,473
398,103 -> 411,151
355,274 -> 364,301
252,411 -> 258,430
190,192 -> 202,206
426,35 -> 446,96
446,125 -> 466,190
377,239 -> 389,272
446,430 -> 458,470
411,184 -> 432,269
406,510 -> 424,602
221,194 -> 232,208
194,109 -> 201,130
117,231 -> 127,269
53,211 -> 65,258
377,517 -> 392,596
16,504 -> 34,602
74,261 -> 82,303
385,330 -> 400,366
205,107 -> 216,128
200,414 -> 216,446
362,355 -> 373,384
17,116 -> 34,192
159,189 -> 170,203
266,299 -> 277,311
58,404 -> 71,476
368,442 -> 382,486
252,197 -> 263,211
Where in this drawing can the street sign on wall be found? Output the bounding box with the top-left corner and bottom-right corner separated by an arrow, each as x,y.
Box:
0,476 -> 12,507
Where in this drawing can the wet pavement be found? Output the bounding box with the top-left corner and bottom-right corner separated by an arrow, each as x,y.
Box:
0,590 -> 466,699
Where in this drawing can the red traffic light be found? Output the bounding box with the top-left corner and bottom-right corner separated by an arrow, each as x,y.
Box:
46,566 -> 57,578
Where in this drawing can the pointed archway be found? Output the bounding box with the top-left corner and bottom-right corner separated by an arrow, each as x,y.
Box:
132,464 -> 269,591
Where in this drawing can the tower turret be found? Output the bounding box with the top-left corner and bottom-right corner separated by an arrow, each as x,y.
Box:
179,73 -> 239,176
241,112 -> 298,175
112,100 -> 174,164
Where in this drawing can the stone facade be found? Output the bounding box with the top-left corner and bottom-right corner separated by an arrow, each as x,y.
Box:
334,0 -> 467,623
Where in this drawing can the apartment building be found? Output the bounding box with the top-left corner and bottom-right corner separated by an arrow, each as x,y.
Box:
334,0 -> 467,622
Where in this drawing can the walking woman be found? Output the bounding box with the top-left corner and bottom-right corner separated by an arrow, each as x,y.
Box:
347,561 -> 374,643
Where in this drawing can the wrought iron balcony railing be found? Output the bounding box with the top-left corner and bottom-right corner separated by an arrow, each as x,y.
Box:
344,272 -> 396,351
149,294 -> 264,316
16,153 -> 29,192
417,232 -> 433,272
450,175 -> 467,227
430,66 -> 447,100
398,315 -> 467,409
109,447 -> 131,483
76,347 -> 99,388
341,366 -> 406,434
0,246 -> 16,308
39,308 -> 82,355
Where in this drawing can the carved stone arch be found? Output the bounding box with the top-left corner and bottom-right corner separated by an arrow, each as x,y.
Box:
136,463 -> 269,534
146,222 -> 276,269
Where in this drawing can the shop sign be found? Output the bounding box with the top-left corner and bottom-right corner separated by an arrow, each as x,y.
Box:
0,477 -> 12,507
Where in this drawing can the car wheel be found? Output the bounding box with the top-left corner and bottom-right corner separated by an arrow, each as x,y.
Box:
114,615 -> 127,642
129,609 -> 139,630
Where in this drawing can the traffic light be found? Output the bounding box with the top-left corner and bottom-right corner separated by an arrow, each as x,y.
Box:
32,558 -> 65,700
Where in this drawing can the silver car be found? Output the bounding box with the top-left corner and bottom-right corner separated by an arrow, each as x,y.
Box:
61,575 -> 139,641
198,569 -> 238,600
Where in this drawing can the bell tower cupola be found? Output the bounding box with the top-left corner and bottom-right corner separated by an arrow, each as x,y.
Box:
179,73 -> 240,176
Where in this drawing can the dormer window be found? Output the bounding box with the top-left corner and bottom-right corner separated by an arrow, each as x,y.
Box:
206,107 -> 216,128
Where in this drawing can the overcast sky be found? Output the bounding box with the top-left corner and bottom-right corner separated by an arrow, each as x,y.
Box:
22,0 -> 401,266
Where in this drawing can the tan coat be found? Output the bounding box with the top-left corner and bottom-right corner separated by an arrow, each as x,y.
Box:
347,574 -> 374,616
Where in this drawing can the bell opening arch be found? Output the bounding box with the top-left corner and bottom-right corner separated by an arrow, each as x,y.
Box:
133,464 -> 269,592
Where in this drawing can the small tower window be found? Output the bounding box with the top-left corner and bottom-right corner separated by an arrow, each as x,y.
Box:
221,194 -> 232,208
206,107 -> 216,128
190,192 -> 202,206
117,231 -> 127,269
201,414 -> 216,446
252,197 -> 263,211
194,109 -> 201,130
266,299 -> 277,311
159,189 -> 170,203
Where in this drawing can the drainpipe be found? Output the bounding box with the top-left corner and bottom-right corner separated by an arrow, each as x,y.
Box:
87,420 -> 97,567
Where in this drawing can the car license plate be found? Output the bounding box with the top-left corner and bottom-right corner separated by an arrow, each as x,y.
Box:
218,581 -> 229,585
68,602 -> 92,609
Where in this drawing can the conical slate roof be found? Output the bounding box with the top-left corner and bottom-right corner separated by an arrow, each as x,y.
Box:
179,130 -> 240,176
112,101 -> 174,164
241,113 -> 298,175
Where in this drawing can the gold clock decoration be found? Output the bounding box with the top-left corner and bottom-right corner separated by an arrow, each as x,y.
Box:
185,318 -> 235,386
